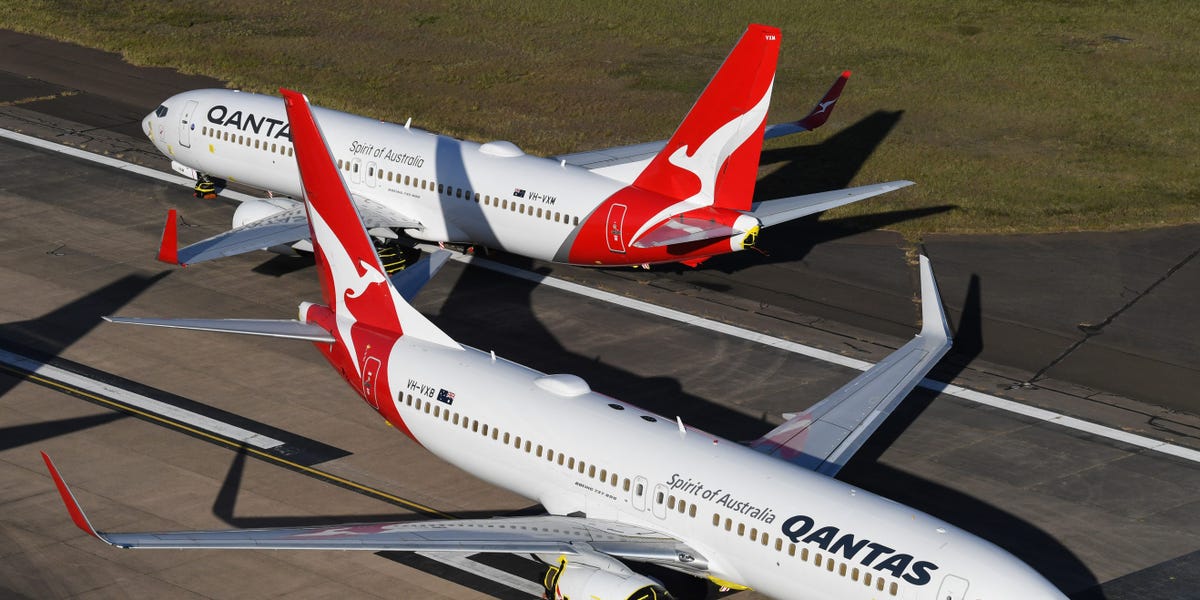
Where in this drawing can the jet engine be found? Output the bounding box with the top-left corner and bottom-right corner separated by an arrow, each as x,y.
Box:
542,555 -> 672,600
231,198 -> 297,228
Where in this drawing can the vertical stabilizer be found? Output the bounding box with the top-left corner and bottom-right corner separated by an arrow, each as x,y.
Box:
280,88 -> 459,350
631,24 -> 780,211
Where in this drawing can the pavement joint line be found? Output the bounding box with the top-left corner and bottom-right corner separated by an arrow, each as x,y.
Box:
416,552 -> 544,597
4,124 -> 1197,466
0,347 -> 283,450
0,350 -> 454,520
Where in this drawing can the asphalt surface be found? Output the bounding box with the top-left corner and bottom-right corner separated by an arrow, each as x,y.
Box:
1,28 -> 1198,600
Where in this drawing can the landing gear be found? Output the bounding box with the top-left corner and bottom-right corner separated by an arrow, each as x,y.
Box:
373,237 -> 422,274
193,174 -> 219,199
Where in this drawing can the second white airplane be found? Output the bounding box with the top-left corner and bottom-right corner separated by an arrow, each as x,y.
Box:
44,85 -> 1068,599
143,24 -> 913,269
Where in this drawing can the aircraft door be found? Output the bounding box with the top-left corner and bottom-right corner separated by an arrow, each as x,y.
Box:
366,161 -> 378,188
937,575 -> 969,600
631,476 -> 648,511
651,483 -> 668,519
605,203 -> 627,254
179,100 -> 199,148
360,355 -> 383,409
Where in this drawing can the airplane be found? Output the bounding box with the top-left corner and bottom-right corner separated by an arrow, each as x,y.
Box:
142,24 -> 914,269
42,88 -> 1068,600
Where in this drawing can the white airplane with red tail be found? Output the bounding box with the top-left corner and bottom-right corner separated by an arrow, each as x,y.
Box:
144,24 -> 912,269
44,86 -> 1066,600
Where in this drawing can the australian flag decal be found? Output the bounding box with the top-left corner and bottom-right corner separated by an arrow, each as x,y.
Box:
513,188 -> 526,198
437,388 -> 455,405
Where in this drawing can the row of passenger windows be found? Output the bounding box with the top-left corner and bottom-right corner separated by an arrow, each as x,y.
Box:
200,126 -> 582,227
401,388 -> 896,595
402,392 -> 670,504
346,160 -> 580,227
201,126 -> 293,157
709,513 -> 900,596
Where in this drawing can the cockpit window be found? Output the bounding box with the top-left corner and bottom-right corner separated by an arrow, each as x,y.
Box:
154,105 -> 169,118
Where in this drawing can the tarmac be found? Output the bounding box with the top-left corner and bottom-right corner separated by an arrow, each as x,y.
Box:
1,28 -> 1198,600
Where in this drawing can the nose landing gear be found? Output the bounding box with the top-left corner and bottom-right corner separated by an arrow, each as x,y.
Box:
193,174 -> 222,199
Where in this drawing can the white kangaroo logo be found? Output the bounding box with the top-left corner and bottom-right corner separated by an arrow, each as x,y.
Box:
345,260 -> 386,299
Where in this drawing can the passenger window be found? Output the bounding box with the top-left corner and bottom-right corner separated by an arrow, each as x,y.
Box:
788,544 -> 796,557
254,139 -> 260,149
471,421 -> 479,432
587,465 -> 595,478
667,496 -> 675,510
622,479 -> 630,492
801,548 -> 809,561
523,440 -> 531,453
437,183 -> 444,193
610,473 -> 617,487
688,505 -> 696,518
573,216 -> 580,226
536,207 -> 543,218
749,528 -> 757,541
838,563 -> 846,576
724,518 -> 732,531
554,212 -> 560,222
442,411 -> 449,422
712,514 -> 720,526
736,523 -> 745,536
452,414 -> 459,425
481,424 -> 489,436
599,469 -> 606,481
827,560 -> 835,572
514,435 -> 522,448
404,175 -> 411,185
502,199 -> 508,209
414,398 -> 422,410
456,188 -> 463,198
557,455 -> 564,466
851,567 -> 859,581
889,581 -> 898,595
503,433 -> 510,444
863,573 -> 872,586
677,500 -> 686,514
518,204 -> 525,215
432,406 -> 440,418
876,578 -> 884,591
483,195 -> 490,206
388,172 -> 394,182
424,403 -> 431,414
491,429 -> 498,440
405,394 -> 413,406
288,147 -> 294,157
577,462 -> 585,474
774,539 -> 783,552
474,192 -> 480,202
567,457 -> 575,469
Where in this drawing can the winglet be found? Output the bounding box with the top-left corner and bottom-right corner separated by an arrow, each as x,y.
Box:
40,452 -> 109,544
796,70 -> 850,131
156,209 -> 181,266
918,255 -> 951,342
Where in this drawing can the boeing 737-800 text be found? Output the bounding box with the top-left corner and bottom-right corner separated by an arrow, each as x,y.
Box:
143,25 -> 912,269
44,87 -> 1066,600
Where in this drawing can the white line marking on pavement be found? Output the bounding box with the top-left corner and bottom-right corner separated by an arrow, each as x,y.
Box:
4,126 -> 1195,464
0,348 -> 284,450
416,552 -> 543,597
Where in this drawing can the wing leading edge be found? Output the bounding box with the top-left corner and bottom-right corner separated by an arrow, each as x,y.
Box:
40,453 -> 704,569
749,256 -> 952,476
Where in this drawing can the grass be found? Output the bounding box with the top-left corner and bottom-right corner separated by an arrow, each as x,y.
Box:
2,1 -> 1197,236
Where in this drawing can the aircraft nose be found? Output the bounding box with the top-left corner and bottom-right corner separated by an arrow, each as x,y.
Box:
142,112 -> 154,141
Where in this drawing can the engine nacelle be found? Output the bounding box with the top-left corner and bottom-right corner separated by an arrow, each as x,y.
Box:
543,556 -> 671,600
231,198 -> 297,228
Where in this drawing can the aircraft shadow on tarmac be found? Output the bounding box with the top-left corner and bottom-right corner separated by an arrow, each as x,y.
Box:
0,273 -> 166,448
836,274 -> 1104,599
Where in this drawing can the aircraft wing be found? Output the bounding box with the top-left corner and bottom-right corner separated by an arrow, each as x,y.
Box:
749,256 -> 952,476
553,71 -> 851,179
42,451 -> 703,568
749,180 -> 915,228
162,196 -> 421,266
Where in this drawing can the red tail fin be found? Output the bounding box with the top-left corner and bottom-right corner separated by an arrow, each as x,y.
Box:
632,24 -> 780,211
280,89 -> 457,348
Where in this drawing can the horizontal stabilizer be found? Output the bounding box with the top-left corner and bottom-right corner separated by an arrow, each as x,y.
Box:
390,250 -> 452,302
750,255 -> 951,476
750,180 -> 914,228
631,217 -> 743,249
103,316 -> 334,343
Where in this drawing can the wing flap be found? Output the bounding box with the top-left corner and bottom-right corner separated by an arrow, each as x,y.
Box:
749,180 -> 914,229
750,256 -> 952,476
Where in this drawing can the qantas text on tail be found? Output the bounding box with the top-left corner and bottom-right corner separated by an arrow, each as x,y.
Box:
144,25 -> 912,268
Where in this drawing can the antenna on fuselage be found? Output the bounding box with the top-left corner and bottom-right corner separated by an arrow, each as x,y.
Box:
404,117 -> 412,130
